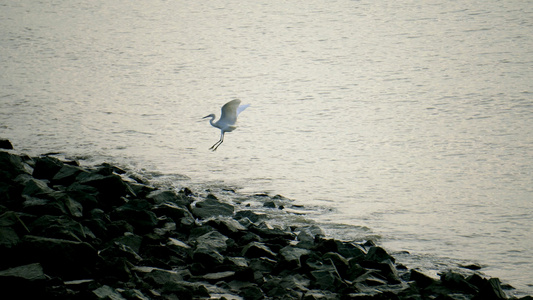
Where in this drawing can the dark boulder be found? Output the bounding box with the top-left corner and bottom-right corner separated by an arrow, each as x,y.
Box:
440,270 -> 479,294
29,215 -> 94,242
66,182 -> 100,211
52,164 -> 87,186
235,210 -> 268,223
21,177 -> 55,197
0,263 -> 47,299
192,198 -> 235,219
152,202 -> 195,228
279,245 -> 311,268
242,242 -> 277,259
0,226 -> 20,249
92,285 -> 126,300
365,246 -> 394,263
147,189 -> 193,208
111,199 -> 158,233
32,156 -> 64,180
22,195 -> 69,216
410,269 -> 437,289
76,172 -> 131,205
238,284 -> 265,300
0,262 -> 46,281
473,277 -> 508,300
161,280 -> 210,300
0,139 -> 13,149
18,235 -> 98,279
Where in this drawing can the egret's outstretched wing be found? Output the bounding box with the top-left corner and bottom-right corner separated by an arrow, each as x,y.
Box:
219,99 -> 241,125
237,104 -> 250,115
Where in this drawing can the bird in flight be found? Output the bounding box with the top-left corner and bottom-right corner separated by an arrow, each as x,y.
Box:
203,99 -> 250,151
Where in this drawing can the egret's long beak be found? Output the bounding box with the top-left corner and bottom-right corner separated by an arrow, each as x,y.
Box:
202,115 -> 210,119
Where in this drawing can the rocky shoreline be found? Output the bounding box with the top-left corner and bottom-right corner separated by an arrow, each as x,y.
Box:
0,140 -> 530,299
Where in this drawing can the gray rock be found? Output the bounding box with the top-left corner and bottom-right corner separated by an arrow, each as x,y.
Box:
32,156 -> 63,180
21,178 -> 55,196
238,284 -> 264,300
310,269 -> 345,292
241,242 -> 277,259
0,151 -> 31,181
0,139 -> 13,150
192,198 -> 235,219
112,233 -> 143,254
152,202 -> 195,227
19,235 -> 98,278
76,172 -> 131,202
196,230 -> 229,252
280,245 -> 311,267
147,189 -> 193,207
29,215 -> 94,242
112,199 -> 158,233
0,227 -> 19,248
52,164 -> 87,186
440,270 -> 478,294
409,269 -> 436,289
92,285 -> 127,300
142,268 -> 185,286
476,277 -> 508,299
235,210 -> 267,223
365,246 -> 394,263
22,195 -> 68,216
0,262 -> 46,281
162,281 -> 210,300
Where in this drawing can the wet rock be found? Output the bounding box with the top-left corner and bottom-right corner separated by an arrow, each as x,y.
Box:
21,177 -> 55,196
32,156 -> 63,180
280,245 -> 311,268
359,259 -> 401,284
410,269 -> 437,289
0,151 -> 30,181
335,240 -> 366,260
206,216 -> 247,236
0,139 -> 13,149
0,262 -> 46,281
22,195 -> 69,216
52,164 -> 87,186
242,242 -> 277,259
93,285 -> 127,300
18,235 -> 98,279
201,270 -> 235,282
192,198 -> 235,219
76,172 -> 131,203
112,233 -> 143,254
29,215 -> 94,242
235,210 -> 268,223
365,246 -> 394,263
0,263 -> 47,299
238,284 -> 265,300
323,252 -> 349,277
66,182 -> 100,211
0,226 -> 19,248
474,277 -> 508,300
161,280 -> 210,300
111,199 -> 158,233
440,270 -> 478,294
147,189 -> 193,207
152,202 -> 195,228
310,268 -> 347,292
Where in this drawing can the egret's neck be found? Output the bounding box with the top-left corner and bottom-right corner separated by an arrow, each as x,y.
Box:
206,115 -> 217,127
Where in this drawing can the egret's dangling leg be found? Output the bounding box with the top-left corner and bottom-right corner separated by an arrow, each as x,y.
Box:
209,132 -> 225,151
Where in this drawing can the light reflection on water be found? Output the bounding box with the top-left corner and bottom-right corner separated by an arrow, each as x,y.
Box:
1,0 -> 532,295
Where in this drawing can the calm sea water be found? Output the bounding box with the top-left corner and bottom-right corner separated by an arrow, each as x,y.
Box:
1,0 -> 532,295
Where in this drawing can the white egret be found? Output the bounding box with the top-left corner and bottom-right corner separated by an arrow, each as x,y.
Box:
203,99 -> 250,151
